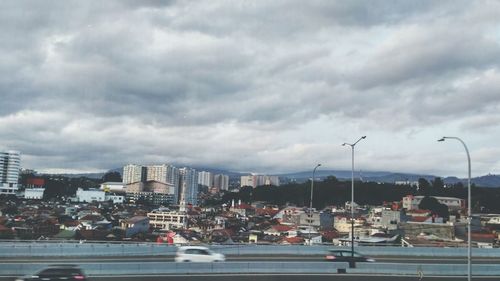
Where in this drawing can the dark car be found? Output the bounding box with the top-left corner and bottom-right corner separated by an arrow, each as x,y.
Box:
15,265 -> 87,281
325,250 -> 375,266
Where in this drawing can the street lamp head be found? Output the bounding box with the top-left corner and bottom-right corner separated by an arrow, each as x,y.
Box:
437,137 -> 446,142
317,163 -> 322,167
361,136 -> 367,139
342,143 -> 347,146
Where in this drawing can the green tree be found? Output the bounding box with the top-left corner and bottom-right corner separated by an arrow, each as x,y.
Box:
418,178 -> 431,196
325,176 -> 339,183
239,186 -> 253,203
102,171 -> 122,183
418,196 -> 449,219
432,177 -> 444,190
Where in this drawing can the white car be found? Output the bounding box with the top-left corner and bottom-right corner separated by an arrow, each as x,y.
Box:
175,246 -> 225,262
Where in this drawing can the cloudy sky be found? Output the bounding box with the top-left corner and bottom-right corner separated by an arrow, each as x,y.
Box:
1,1 -> 500,177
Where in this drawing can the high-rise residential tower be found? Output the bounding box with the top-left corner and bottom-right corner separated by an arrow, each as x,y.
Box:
122,164 -> 146,184
198,171 -> 213,188
0,150 -> 21,194
240,174 -> 280,188
213,174 -> 229,191
146,164 -> 180,202
179,167 -> 198,206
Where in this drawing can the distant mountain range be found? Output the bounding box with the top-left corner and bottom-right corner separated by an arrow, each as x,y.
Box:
279,170 -> 500,188
40,167 -> 500,188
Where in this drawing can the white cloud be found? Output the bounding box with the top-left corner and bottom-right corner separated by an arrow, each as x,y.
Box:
0,1 -> 499,176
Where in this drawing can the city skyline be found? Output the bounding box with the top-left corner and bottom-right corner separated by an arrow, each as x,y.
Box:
1,1 -> 500,177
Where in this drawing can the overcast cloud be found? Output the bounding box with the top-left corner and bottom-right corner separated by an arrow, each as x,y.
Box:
1,0 -> 500,177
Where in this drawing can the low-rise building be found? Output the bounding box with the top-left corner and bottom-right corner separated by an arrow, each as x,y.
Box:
75,188 -> 124,203
126,181 -> 176,205
334,215 -> 364,233
24,188 -> 45,200
381,209 -> 405,230
263,224 -> 295,236
230,203 -> 255,217
400,221 -> 457,240
100,182 -> 126,193
106,194 -> 125,204
147,209 -> 187,230
76,188 -> 106,202
403,195 -> 465,211
299,211 -> 321,228
120,216 -> 149,238
275,206 -> 304,226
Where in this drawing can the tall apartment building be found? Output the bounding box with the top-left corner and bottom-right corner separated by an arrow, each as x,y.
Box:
123,164 -> 147,184
146,165 -> 167,182
0,150 -> 21,194
179,167 -> 198,206
147,209 -> 187,230
241,175 -> 280,188
198,171 -> 229,192
213,174 -> 229,191
198,171 -> 213,187
240,175 -> 255,188
146,164 -> 180,202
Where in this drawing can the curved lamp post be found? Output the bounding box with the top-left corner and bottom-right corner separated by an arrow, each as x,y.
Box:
342,136 -> 366,257
309,163 -> 321,245
438,136 -> 471,281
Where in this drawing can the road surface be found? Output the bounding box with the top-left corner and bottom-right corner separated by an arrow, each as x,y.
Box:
2,254 -> 499,264
1,273 -> 497,281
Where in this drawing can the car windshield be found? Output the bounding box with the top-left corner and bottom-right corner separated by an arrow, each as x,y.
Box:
184,248 -> 211,255
1,2 -> 495,281
38,268 -> 82,277
330,251 -> 362,257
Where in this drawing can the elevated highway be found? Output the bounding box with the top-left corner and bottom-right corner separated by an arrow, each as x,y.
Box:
2,242 -> 500,278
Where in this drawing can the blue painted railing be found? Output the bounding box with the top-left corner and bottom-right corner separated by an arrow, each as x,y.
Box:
2,262 -> 500,277
1,242 -> 500,257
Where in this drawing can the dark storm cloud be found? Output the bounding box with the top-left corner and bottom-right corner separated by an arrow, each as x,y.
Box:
0,1 -> 499,174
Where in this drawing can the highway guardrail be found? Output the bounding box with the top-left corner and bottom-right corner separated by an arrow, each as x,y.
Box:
1,262 -> 499,277
1,242 -> 500,257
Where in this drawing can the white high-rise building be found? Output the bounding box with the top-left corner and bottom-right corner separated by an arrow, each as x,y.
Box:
179,167 -> 198,206
264,175 -> 280,186
241,175 -> 255,188
146,164 -> 179,185
123,164 -> 146,184
198,171 -> 213,187
147,165 -> 169,183
240,175 -> 279,188
0,150 -> 21,194
214,174 -> 229,191
146,164 -> 180,202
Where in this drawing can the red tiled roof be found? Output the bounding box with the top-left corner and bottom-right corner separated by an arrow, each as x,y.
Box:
212,229 -> 235,237
125,216 -> 148,224
410,217 -> 430,222
272,224 -> 293,232
64,221 -> 80,227
0,225 -> 11,231
282,236 -> 304,244
408,209 -> 431,214
471,233 -> 495,239
255,208 -> 280,217
79,215 -> 103,222
233,203 -> 254,209
320,230 -> 341,240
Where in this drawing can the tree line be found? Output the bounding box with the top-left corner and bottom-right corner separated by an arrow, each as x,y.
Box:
221,176 -> 500,213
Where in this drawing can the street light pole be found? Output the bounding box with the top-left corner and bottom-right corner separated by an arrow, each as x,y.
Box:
309,163 -> 321,245
342,136 -> 366,257
438,136 -> 471,281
